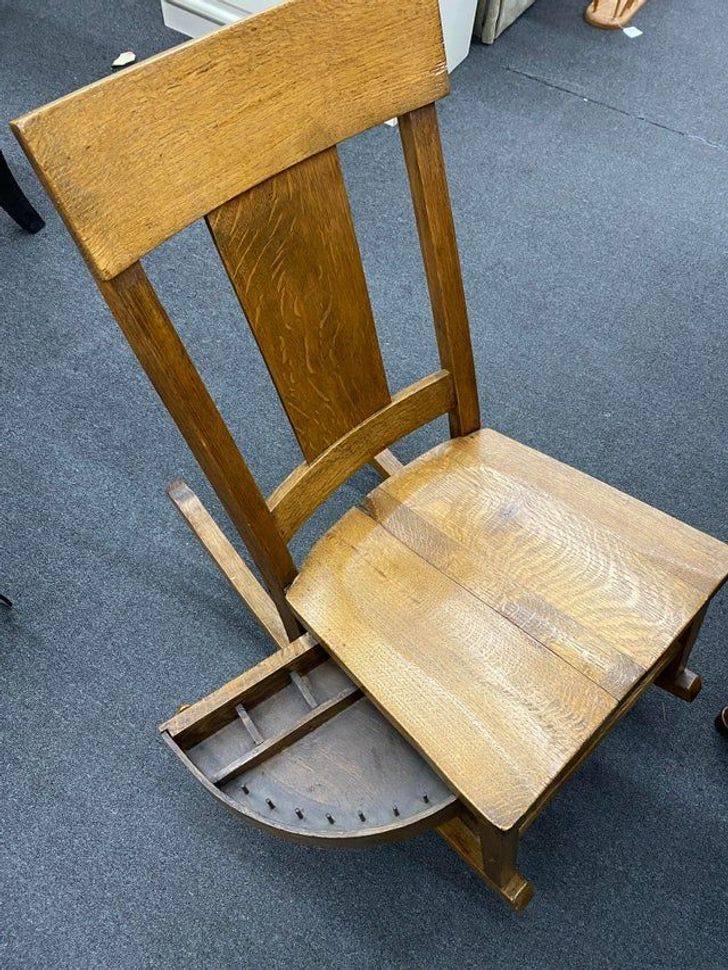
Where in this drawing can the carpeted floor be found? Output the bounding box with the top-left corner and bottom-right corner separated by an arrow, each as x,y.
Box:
1,1 -> 726,967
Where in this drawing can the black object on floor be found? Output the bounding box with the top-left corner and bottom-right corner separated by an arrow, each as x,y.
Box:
0,149 -> 45,233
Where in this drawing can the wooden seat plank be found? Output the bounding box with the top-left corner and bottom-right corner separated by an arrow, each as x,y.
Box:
363,430 -> 728,695
397,430 -> 727,596
287,507 -> 617,832
364,488 -> 646,699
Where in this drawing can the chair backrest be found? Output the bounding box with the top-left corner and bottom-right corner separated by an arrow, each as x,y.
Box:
12,0 -> 480,638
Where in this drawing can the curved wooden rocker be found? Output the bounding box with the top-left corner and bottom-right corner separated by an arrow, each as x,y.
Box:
13,0 -> 727,913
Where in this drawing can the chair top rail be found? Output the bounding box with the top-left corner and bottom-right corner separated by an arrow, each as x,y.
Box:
12,0 -> 449,280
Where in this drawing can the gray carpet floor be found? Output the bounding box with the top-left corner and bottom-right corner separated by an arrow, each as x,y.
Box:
1,1 -> 727,967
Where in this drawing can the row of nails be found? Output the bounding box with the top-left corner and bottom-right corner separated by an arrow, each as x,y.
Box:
240,784 -> 430,821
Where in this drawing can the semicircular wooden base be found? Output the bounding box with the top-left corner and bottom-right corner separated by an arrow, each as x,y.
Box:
161,639 -> 457,847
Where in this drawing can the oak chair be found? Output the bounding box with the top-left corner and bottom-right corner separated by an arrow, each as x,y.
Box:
13,0 -> 727,912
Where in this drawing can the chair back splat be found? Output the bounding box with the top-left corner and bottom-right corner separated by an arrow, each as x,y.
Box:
11,0 -> 480,637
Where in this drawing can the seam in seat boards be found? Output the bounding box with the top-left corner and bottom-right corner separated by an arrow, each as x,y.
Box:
357,496 -> 675,702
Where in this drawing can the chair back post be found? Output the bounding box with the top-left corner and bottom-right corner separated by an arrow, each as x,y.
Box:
97,262 -> 302,638
399,105 -> 481,438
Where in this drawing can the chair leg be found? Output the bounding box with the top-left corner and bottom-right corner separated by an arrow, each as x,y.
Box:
479,821 -> 534,912
369,448 -> 404,479
437,815 -> 533,911
656,607 -> 705,702
0,150 -> 45,234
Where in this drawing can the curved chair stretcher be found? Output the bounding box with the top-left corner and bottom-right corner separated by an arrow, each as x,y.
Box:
13,0 -> 728,913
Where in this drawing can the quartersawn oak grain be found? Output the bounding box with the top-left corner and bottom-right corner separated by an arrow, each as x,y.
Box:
287,430 -> 728,833
400,105 -> 480,438
370,450 -> 405,479
160,639 -> 459,847
11,0 -> 449,279
160,632 -> 321,743
97,262 -> 301,638
167,478 -> 292,649
287,506 -> 618,832
13,0 -> 727,911
208,146 -> 391,462
362,431 -> 728,699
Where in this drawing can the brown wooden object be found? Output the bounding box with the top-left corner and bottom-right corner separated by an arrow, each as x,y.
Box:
13,0 -> 727,912
585,0 -> 650,29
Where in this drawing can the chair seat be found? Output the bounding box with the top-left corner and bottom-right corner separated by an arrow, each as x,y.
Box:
287,429 -> 728,832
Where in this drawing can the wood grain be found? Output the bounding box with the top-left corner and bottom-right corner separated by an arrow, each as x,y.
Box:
655,605 -> 705,701
268,371 -> 454,539
514,628 -> 699,833
472,431 -> 728,595
364,430 -> 728,696
11,0 -> 449,279
365,486 -> 645,698
287,429 -> 728,832
399,105 -> 480,438
478,820 -> 533,910
437,817 -> 487,878
164,676 -> 458,847
97,263 -> 301,638
15,0 -> 719,907
437,817 -> 533,911
287,507 -> 617,831
167,478 -> 291,649
207,146 -> 391,461
236,703 -> 265,745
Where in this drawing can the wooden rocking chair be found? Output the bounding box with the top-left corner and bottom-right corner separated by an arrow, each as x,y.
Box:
13,0 -> 727,912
